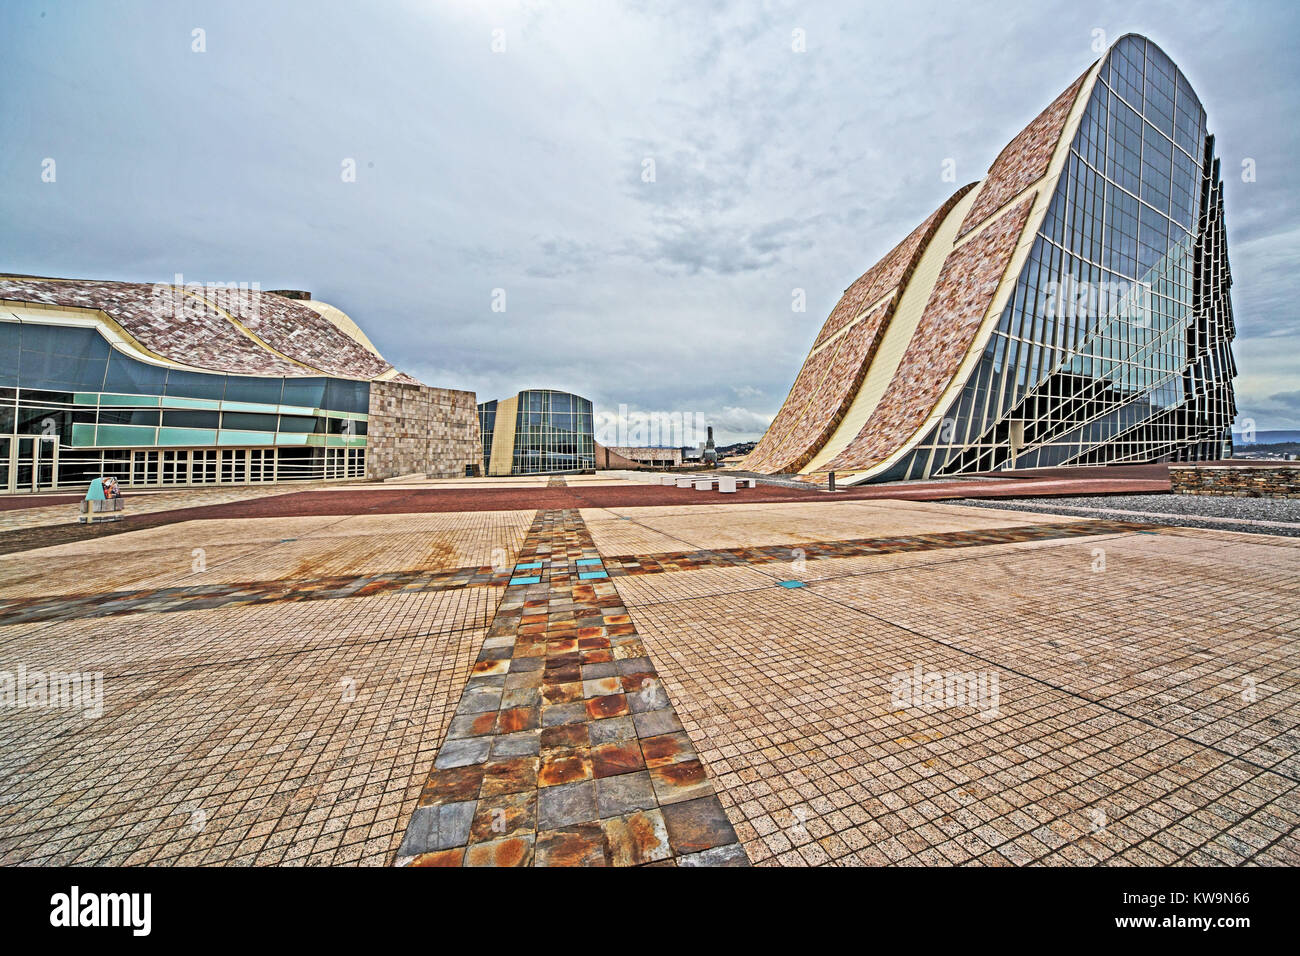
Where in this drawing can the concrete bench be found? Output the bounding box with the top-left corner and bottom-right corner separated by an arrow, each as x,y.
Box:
717,476 -> 737,493
675,477 -> 697,488
693,478 -> 719,490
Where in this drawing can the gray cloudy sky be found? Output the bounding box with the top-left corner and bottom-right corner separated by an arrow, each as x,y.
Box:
2,0 -> 1297,442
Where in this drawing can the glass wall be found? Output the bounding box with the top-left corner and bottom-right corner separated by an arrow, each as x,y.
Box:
512,390 -> 595,474
472,389 -> 595,474
885,35 -> 1235,480
0,321 -> 370,491
477,399 -> 497,470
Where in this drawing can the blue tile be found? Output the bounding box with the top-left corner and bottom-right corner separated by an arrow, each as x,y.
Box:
515,561 -> 543,570
509,575 -> 541,585
575,558 -> 602,566
578,571 -> 608,580
777,580 -> 805,589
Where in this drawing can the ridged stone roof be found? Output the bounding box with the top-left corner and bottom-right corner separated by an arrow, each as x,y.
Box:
745,57 -> 1093,479
0,276 -> 400,381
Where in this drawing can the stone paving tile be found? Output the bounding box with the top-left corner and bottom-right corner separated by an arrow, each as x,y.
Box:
396,507 -> 746,866
0,510 -> 533,604
4,487 -> 1296,868
625,525 -> 1300,867
582,500 -> 1082,555
0,615 -> 491,866
599,519 -> 1151,578
0,508 -> 531,867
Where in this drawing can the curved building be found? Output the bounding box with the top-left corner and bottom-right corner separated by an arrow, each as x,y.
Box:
0,276 -> 481,491
745,35 -> 1236,484
479,389 -> 595,475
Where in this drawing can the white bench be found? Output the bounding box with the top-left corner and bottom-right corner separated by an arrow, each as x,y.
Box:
693,478 -> 719,490
717,476 -> 737,493
658,475 -> 678,485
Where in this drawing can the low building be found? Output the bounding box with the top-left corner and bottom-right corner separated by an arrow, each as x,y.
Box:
0,276 -> 480,492
602,446 -> 683,468
478,389 -> 594,475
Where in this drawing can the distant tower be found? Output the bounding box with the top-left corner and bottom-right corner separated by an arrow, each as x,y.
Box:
703,425 -> 718,465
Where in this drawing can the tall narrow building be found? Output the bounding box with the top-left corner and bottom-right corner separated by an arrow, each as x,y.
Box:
745,34 -> 1236,484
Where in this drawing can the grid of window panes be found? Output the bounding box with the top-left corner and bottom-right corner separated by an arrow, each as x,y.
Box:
0,321 -> 369,491
477,400 -> 497,471
510,390 -> 595,474
882,36 -> 1235,481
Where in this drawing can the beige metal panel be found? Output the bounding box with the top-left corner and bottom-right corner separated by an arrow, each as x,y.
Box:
487,395 -> 518,476
303,299 -> 387,360
802,187 -> 979,473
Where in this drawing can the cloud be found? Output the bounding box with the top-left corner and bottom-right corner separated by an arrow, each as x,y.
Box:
1,0 -> 1297,439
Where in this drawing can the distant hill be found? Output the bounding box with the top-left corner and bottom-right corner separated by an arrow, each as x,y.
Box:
1235,429 -> 1300,444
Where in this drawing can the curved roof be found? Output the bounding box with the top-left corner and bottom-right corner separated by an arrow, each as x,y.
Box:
744,40 -> 1111,480
0,275 -> 402,381
742,187 -> 971,473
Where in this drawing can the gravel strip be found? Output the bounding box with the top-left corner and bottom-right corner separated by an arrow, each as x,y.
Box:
954,493 -> 1300,538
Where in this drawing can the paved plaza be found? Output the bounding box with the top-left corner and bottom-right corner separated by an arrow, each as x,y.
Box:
0,476 -> 1296,866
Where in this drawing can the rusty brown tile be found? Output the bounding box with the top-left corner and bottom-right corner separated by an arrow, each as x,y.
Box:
648,759 -> 713,805
591,740 -> 646,778
640,731 -> 695,768
601,809 -> 672,866
469,790 -> 537,844
418,765 -> 485,807
408,848 -> 464,867
660,795 -> 741,856
534,823 -> 610,866
464,835 -> 535,867
479,756 -> 539,798
539,753 -> 593,788
585,694 -> 630,720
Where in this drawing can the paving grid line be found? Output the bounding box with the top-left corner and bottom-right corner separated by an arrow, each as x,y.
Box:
0,494 -> 536,867
782,585 -> 1300,864
613,531 -> 1144,612
600,518 -> 1155,576
394,503 -> 749,867
631,584 -> 1299,866
652,521 -> 1300,787
0,499 -> 534,645
592,503 -> 1300,865
0,518 -> 1146,626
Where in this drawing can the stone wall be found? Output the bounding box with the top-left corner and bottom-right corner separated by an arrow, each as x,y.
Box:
367,380 -> 480,480
1169,463 -> 1300,498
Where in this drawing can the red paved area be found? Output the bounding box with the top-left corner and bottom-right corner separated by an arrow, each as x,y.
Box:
102,476 -> 1173,516
0,476 -> 1171,557
0,493 -> 85,511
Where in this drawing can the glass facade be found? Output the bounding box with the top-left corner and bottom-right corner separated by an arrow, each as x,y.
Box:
477,399 -> 497,468
885,36 -> 1236,480
477,389 -> 595,475
0,321 -> 369,492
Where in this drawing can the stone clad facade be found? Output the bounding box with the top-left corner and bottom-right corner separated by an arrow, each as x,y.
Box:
367,380 -> 480,479
0,274 -> 482,490
745,34 -> 1237,485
